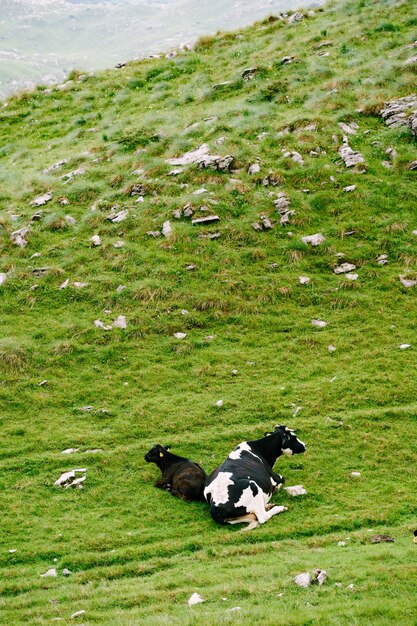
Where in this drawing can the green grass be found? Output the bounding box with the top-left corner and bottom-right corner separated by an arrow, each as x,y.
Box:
1,0 -> 417,623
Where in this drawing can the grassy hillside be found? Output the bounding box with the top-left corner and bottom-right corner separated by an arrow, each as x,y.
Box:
1,0 -> 417,623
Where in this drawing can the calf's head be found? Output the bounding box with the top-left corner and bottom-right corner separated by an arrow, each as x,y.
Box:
274,425 -> 306,455
144,444 -> 171,464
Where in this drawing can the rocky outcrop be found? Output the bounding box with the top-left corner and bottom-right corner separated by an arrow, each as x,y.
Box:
380,95 -> 417,136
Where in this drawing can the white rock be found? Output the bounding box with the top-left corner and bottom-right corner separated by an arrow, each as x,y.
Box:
64,215 -> 76,226
173,332 -> 187,339
113,315 -> 127,329
231,369 -> 238,376
311,319 -> 327,328
412,230 -> 417,236
73,282 -> 88,289
344,185 -> 356,192
41,568 -> 57,578
376,254 -> 388,265
338,541 -> 347,547
338,122 -> 358,135
193,187 -> 208,195
314,570 -> 327,586
399,275 -> 417,288
299,276 -> 310,285
226,607 -> 241,612
345,273 -> 358,281
111,209 -> 129,223
62,167 -> 86,183
9,549 -> 17,553
71,610 -> 86,618
62,568 -> 72,576
116,285 -> 126,293
59,279 -> 69,290
181,309 -> 189,315
334,263 -> 356,274
54,469 -> 87,488
43,159 -> 69,174
61,448 -> 79,454
0,273 -> 7,286
30,191 -> 52,207
11,227 -> 29,248
328,345 -> 336,352
399,344 -> 411,349
188,593 -> 205,607
302,233 -> 325,247
162,221 -> 173,238
90,235 -> 102,246
166,144 -> 210,166
94,320 -> 112,330
294,573 -> 311,588
291,151 -> 304,165
351,471 -> 361,478
347,584 -> 355,591
216,400 -> 224,407
284,485 -> 307,496
339,137 -> 365,167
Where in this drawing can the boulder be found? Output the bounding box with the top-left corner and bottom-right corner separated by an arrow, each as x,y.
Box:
380,95 -> 417,136
30,192 -> 52,207
302,233 -> 325,246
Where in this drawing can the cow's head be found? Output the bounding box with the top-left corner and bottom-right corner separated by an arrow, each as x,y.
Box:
274,425 -> 306,455
144,444 -> 171,463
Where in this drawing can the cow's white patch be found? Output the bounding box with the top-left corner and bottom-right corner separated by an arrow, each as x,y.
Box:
204,472 -> 233,505
229,441 -> 263,462
234,482 -> 270,510
282,448 -> 293,455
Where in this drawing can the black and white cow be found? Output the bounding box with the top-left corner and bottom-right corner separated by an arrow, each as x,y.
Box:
145,444 -> 207,501
204,425 -> 306,530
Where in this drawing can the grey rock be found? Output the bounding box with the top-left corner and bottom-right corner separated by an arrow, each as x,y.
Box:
302,233 -> 325,247
0,273 -> 7,286
30,191 -> 52,207
281,55 -> 295,65
113,315 -> 127,329
311,319 -> 327,328
399,274 -> 417,288
64,215 -> 76,226
338,121 -> 358,135
54,469 -> 86,488
11,227 -> 29,248
288,11 -> 304,23
408,160 -> 417,170
334,262 -> 356,274
62,168 -> 85,183
90,235 -> 102,246
41,568 -> 58,578
192,215 -> 220,225
380,95 -> 417,136
147,230 -> 161,237
162,220 -> 174,238
404,55 -> 417,65
198,232 -> 221,239
339,137 -> 365,168
62,568 -> 73,576
344,185 -> 356,192
248,162 -> 260,175
197,154 -> 234,171
166,144 -> 208,167
212,81 -> 232,90
242,67 -> 258,80
31,210 -> 43,221
294,573 -> 310,588
43,159 -> 69,174
371,534 -> 394,543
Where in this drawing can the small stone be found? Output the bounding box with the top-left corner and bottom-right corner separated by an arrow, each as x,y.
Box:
399,275 -> 417,288
62,568 -> 72,576
85,449 -> 103,454
345,273 -> 358,281
9,549 -> 17,553
347,584 -> 355,591
54,469 -> 87,489
328,345 -> 336,352
73,282 -> 88,289
41,568 -> 58,578
399,344 -> 411,350
294,573 -> 311,588
11,227 -> 29,248
79,406 -> 94,412
44,159 -> 69,174
339,137 -> 365,168
94,319 -> 112,330
30,191 -> 52,207
64,215 -> 76,226
284,485 -> 307,496
216,400 -> 224,407
116,285 -> 126,293
173,332 -> 187,339
314,569 -> 327,586
334,262 -> 356,274
188,593 -> 205,607
59,279 -> 69,290
162,221 -> 173,239
71,610 -> 86,619
312,319 -> 327,329
113,315 -> 127,329
344,185 -> 356,192
193,188 -> 207,196
198,232 -> 221,240
408,161 -> 417,170
376,254 -> 388,265
192,215 -> 220,226
226,607 -> 241,612
61,449 -> 79,454
185,264 -> 196,271
302,233 -> 325,247
38,379 -> 47,386
338,121 -> 358,135
299,276 -> 310,285
231,369 -> 238,376
110,209 -> 128,223
351,471 -> 361,478
147,231 -> 161,237
90,235 -> 102,246
248,162 -> 260,175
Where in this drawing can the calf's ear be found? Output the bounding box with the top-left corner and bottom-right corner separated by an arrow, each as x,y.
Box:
164,445 -> 171,450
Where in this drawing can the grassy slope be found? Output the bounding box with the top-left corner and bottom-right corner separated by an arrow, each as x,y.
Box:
0,0 -> 417,623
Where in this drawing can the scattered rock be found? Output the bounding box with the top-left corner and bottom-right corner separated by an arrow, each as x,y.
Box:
193,187 -> 208,195
162,220 -> 173,239
288,11 -> 304,23
147,230 -> 161,238
302,233 -> 325,247
351,471 -> 361,478
11,227 -> 29,248
192,215 -> 220,226
216,400 -> 224,407
314,569 -> 327,586
399,344 -> 411,349
188,593 -> 205,607
339,137 -> 365,168
85,449 -> 103,454
242,67 -> 258,80
90,235 -> 102,246
62,167 -> 86,183
30,191 -> 52,207
173,332 -> 187,339
113,315 -> 127,329
43,159 -> 69,174
248,162 -> 261,175
404,54 -> 417,66
185,264 -> 196,271
31,210 -> 43,221
408,160 -> 417,170
252,215 -> 273,231
231,369 -> 238,376
129,183 -> 147,196
312,319 -> 327,328
399,275 -> 417,288
59,279 -> 69,290
226,606 -> 241,612
73,282 -> 88,289
338,541 -> 347,547
328,345 -> 336,352
281,55 -> 295,65
197,154 -> 234,171
284,485 -> 307,496
345,273 -> 358,281
371,534 -> 394,543
94,320 -> 112,330
64,215 -> 76,226
0,273 -> 7,286
338,121 -> 358,135
212,80 -> 232,90
62,568 -> 73,576
376,254 -> 388,265
385,147 -> 397,160
166,144 -> 210,166
8,549 -> 17,553
198,232 -> 221,239
299,276 -> 310,285
344,185 -> 356,192
54,469 -> 87,489
380,95 -> 417,136
41,568 -> 58,578
334,262 -> 356,274
71,610 -> 86,619
108,209 -> 128,223
168,168 -> 182,176
61,448 -> 79,454
113,241 -> 125,249
294,573 -> 311,588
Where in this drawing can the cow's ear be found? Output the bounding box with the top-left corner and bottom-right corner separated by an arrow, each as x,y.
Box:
264,431 -> 273,437
164,445 -> 171,451
159,451 -> 164,458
